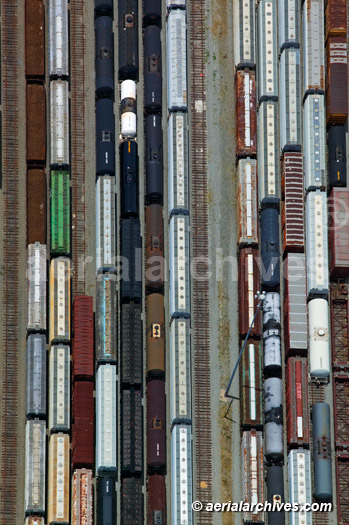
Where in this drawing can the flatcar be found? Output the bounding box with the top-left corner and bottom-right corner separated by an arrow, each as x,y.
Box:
96,477 -> 116,525
258,101 -> 279,201
48,0 -> 69,77
312,403 -> 333,502
94,0 -> 113,17
325,0 -> 347,39
235,71 -> 257,158
328,125 -> 347,187
144,25 -> 162,112
96,176 -> 116,270
147,380 -> 166,471
241,430 -> 264,523
171,425 -> 193,525
279,48 -> 301,152
326,37 -> 348,125
121,388 -> 143,474
240,340 -> 263,428
303,95 -> 326,191
95,16 -> 114,97
49,257 -> 71,344
237,159 -> 258,245
71,469 -> 93,525
25,518 -> 45,525
167,10 -> 187,111
286,357 -> 309,447
25,419 -> 46,516
121,478 -> 144,524
145,204 -> 164,292
27,169 -> 47,245
120,80 -> 137,138
72,296 -> 94,381
96,98 -> 115,176
238,247 -> 261,338
147,293 -> 165,379
302,0 -> 325,95
144,0 -> 161,25
233,0 -> 255,69
148,474 -> 166,525
264,377 -> 284,464
278,0 -> 300,50
72,382 -> 94,469
50,170 -> 70,256
281,152 -> 304,253
25,0 -> 45,79
120,140 -> 138,216
118,0 -> 139,81
170,318 -> 191,424
169,215 -> 190,318
260,198 -> 280,290
26,334 -> 47,419
49,344 -> 70,433
308,298 -> 330,378
168,112 -> 189,215
120,217 -> 142,302
96,364 -> 117,476
146,114 -> 163,204
96,271 -> 117,363
288,449 -> 312,525
266,466 -> 285,525
27,84 -> 46,165
27,242 -> 47,332
50,80 -> 69,167
257,0 -> 278,101
47,433 -> 70,524
121,303 -> 142,385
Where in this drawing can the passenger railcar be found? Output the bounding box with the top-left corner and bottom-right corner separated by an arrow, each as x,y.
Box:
240,341 -> 263,428
120,217 -> 142,302
27,84 -> 46,164
167,10 -> 187,111
72,296 -> 94,381
147,293 -> 165,379
308,298 -> 330,378
302,0 -> 325,95
237,159 -> 258,245
27,242 -> 47,332
257,101 -> 279,200
264,377 -> 284,463
169,215 -> 190,318
121,303 -> 142,385
72,382 -> 94,469
25,0 -> 45,79
328,188 -> 349,276
120,140 -> 138,216
96,271 -> 117,363
233,0 -> 255,69
50,170 -> 70,256
27,169 -> 47,245
238,247 -> 261,338
168,112 -> 189,215
286,357 -> 309,448
312,403 -> 333,502
235,71 -> 257,158
260,198 -> 280,291
279,48 -> 301,152
146,114 -> 163,204
121,478 -> 144,524
288,449 -> 312,525
278,0 -> 300,50
170,318 -> 191,424
49,345 -> 70,433
148,474 -> 166,525
171,425 -> 193,525
94,0 -> 113,17
328,125 -> 347,187
47,433 -> 70,524
303,95 -> 326,191
26,334 -> 47,419
326,37 -> 348,125
71,469 -> 93,525
144,25 -> 162,112
145,204 -> 164,292
95,16 -> 114,97
120,80 -> 137,138
147,380 -> 166,471
96,98 -> 115,176
118,0 -> 139,81
50,80 -> 69,167
97,478 -> 116,525
96,364 -> 117,475
241,430 -> 264,523
48,0 -> 69,78
144,0 -> 161,25
257,0 -> 278,101
49,257 -> 71,344
281,152 -> 304,253
121,388 -> 143,474
266,466 -> 285,525
25,419 -> 46,516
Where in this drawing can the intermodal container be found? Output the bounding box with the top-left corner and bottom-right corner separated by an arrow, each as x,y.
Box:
27,169 -> 47,245
48,433 -> 70,524
281,152 -> 304,252
71,469 -> 93,525
325,0 -> 347,39
50,170 -> 70,255
286,357 -> 310,447
326,37 -> 348,125
238,247 -> 261,338
240,340 -> 263,428
72,296 -> 94,381
235,70 -> 257,157
72,382 -> 94,469
328,188 -> 349,277
25,0 -> 45,78
26,84 -> 46,164
283,254 -> 308,355
237,159 -> 258,245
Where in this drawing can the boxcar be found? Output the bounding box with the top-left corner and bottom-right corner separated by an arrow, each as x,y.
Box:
120,140 -> 138,216
49,345 -> 70,433
121,303 -> 142,385
328,125 -> 347,187
72,382 -> 94,469
145,204 -> 164,292
278,0 -> 300,50
50,170 -> 70,255
26,334 -> 47,419
120,217 -> 142,302
305,191 -> 329,298
147,380 -> 166,471
121,388 -> 143,474
171,425 -> 193,525
241,430 -> 264,523
120,80 -> 137,138
147,293 -> 165,379
170,318 -> 191,425
50,80 -> 69,167
288,449 -> 312,525
148,474 -> 166,525
96,272 -> 117,363
302,0 -> 325,95
121,478 -> 144,524
25,419 -> 46,515
312,403 -> 333,502
72,296 -> 94,381
48,0 -> 69,77
146,114 -> 163,204
257,101 -> 279,201
233,0 -> 255,68
25,518 -> 45,525
303,94 -> 326,191
326,37 -> 348,125
169,214 -> 190,318
257,0 -> 278,101
279,48 -> 301,152
325,0 -> 347,39
281,152 -> 304,252
168,112 -> 189,215
27,242 -> 47,332
266,466 -> 285,525
95,16 -> 114,96
27,84 -> 46,164
48,433 -> 70,524
144,0 -> 161,25
96,364 -> 117,475
167,10 -> 187,111
27,169 -> 47,245
240,340 -> 263,428
238,247 -> 261,337
237,159 -> 258,245
71,469 -> 93,525
95,0 -> 113,17
96,478 -> 116,525
260,198 -> 280,291
118,0 -> 139,81
286,357 -> 309,447
25,0 -> 45,79
49,257 -> 71,343
328,188 -> 349,276
96,176 -> 116,270
235,71 -> 257,158
96,98 -> 115,176
283,254 -> 308,355
144,25 -> 162,112
308,298 -> 330,378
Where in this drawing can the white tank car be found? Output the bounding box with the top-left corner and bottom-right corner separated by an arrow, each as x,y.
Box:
120,80 -> 137,138
263,292 -> 281,326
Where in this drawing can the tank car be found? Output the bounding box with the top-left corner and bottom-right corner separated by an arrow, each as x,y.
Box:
71,470 -> 93,525
308,298 -> 330,378
97,477 -> 116,525
121,389 -> 143,475
145,204 -> 164,292
263,292 -> 281,328
96,98 -> 115,176
49,257 -> 71,344
47,433 -> 70,524
50,80 -> 69,167
121,303 -> 143,385
263,333 -> 282,377
121,478 -> 144,523
96,176 -> 116,271
49,344 -> 70,433
233,0 -> 255,69
118,0 -> 139,80
260,198 -> 280,291
25,419 -> 46,516
120,140 -> 138,216
144,25 -> 162,112
168,112 -> 189,215
94,0 -> 113,17
240,341 -> 263,429
241,430 -> 264,523
312,403 -> 333,502
147,380 -> 166,471
169,215 -> 190,318
146,114 -> 163,204
167,10 -> 187,111
302,0 -> 325,95
303,95 -> 326,191
278,0 -> 300,50
120,217 -> 142,302
328,125 -> 347,187
171,425 -> 193,525
266,466 -> 285,525
258,101 -> 279,200
237,159 -> 258,245
95,16 -> 114,97
147,293 -> 165,379
279,48 -> 301,152
170,318 -> 192,425
27,242 -> 47,332
96,364 -> 117,475
257,0 -> 278,101
26,334 -> 47,419
288,449 -> 312,525
96,271 -> 117,363
264,377 -> 284,464
148,474 -> 166,525
120,80 -> 137,138
49,0 -> 69,77
144,0 -> 161,26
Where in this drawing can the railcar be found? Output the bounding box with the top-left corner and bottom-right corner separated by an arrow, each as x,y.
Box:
281,152 -> 304,252
72,296 -> 94,381
325,0 -> 347,39
264,377 -> 284,464
148,475 -> 166,525
120,80 -> 137,138
27,242 -> 47,332
286,357 -> 309,447
278,0 -> 300,49
147,380 -> 166,471
96,176 -> 116,271
308,298 -> 330,378
27,169 -> 47,245
237,159 -> 258,245
26,0 -> 45,79
167,10 -> 187,111
169,215 -> 190,318
25,419 -> 46,516
263,332 -> 282,377
144,25 -> 162,112
49,345 -> 70,433
171,425 -> 193,525
26,334 -> 47,419
263,292 -> 280,329
120,217 -> 142,302
121,303 -> 143,385
303,95 -> 326,191
97,478 -> 116,524
167,0 -> 186,8
235,71 -> 257,158
121,388 -> 143,474
170,318 -> 191,424
50,80 -> 69,167
326,37 -> 348,125
328,187 -> 349,277
260,198 -> 280,291
145,204 -> 164,292
49,257 -> 71,344
50,170 -> 70,255
120,140 -> 138,216
71,469 -> 93,525
96,271 -> 117,363
241,430 -> 264,523
240,341 -> 263,429
121,478 -> 144,523
94,0 -> 113,17
96,364 -> 117,475
144,0 -> 161,25
312,403 -> 333,502
168,112 -> 189,215
328,125 -> 347,187
257,0 -> 278,101
279,48 -> 301,152
95,16 -> 114,96
266,466 -> 285,525
258,101 -> 279,200
72,382 -> 94,469
233,0 -> 255,68
302,0 -> 325,95
288,449 -> 312,525
118,0 -> 139,81
146,114 -> 163,204
147,293 -> 165,379
48,0 -> 69,77
238,247 -> 261,338
47,433 -> 70,524
96,98 -> 115,176
27,84 -> 46,165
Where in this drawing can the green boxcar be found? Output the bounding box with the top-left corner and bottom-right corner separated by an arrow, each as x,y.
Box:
50,170 -> 70,255
240,340 -> 263,429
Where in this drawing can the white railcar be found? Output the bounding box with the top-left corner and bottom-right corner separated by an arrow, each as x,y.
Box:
171,425 -> 193,525
170,318 -> 191,424
258,100 -> 279,200
169,214 -> 190,319
278,0 -> 300,49
27,242 -> 47,331
233,0 -> 255,68
120,80 -> 137,138
49,344 -> 70,433
288,449 -> 312,525
25,419 -> 46,515
96,364 -> 117,475
302,0 -> 325,94
168,112 -> 189,215
303,95 -> 326,191
308,298 -> 330,378
48,433 -> 70,524
279,48 -> 302,152
50,79 -> 70,166
167,10 -> 187,111
257,0 -> 278,101
49,0 -> 69,77
96,176 -> 116,270
49,257 -> 71,344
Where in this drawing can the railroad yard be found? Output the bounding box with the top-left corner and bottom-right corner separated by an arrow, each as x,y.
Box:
0,0 -> 348,524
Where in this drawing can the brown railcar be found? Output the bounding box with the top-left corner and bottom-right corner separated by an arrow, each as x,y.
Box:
146,293 -> 165,378
235,70 -> 257,157
145,204 -> 164,291
281,152 -> 304,253
286,357 -> 310,447
326,37 -> 348,125
25,0 -> 45,78
148,474 -> 166,525
26,84 -> 46,164
27,168 -> 46,245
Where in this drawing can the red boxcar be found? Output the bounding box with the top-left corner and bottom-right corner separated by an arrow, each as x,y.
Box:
25,0 -> 45,78
238,247 -> 261,338
72,381 -> 94,469
286,357 -> 310,448
27,169 -> 46,245
325,0 -> 347,39
281,152 -> 304,253
235,70 -> 257,158
328,188 -> 349,277
147,380 -> 166,471
72,296 -> 94,381
326,37 -> 348,125
147,475 -> 166,525
26,84 -> 46,164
